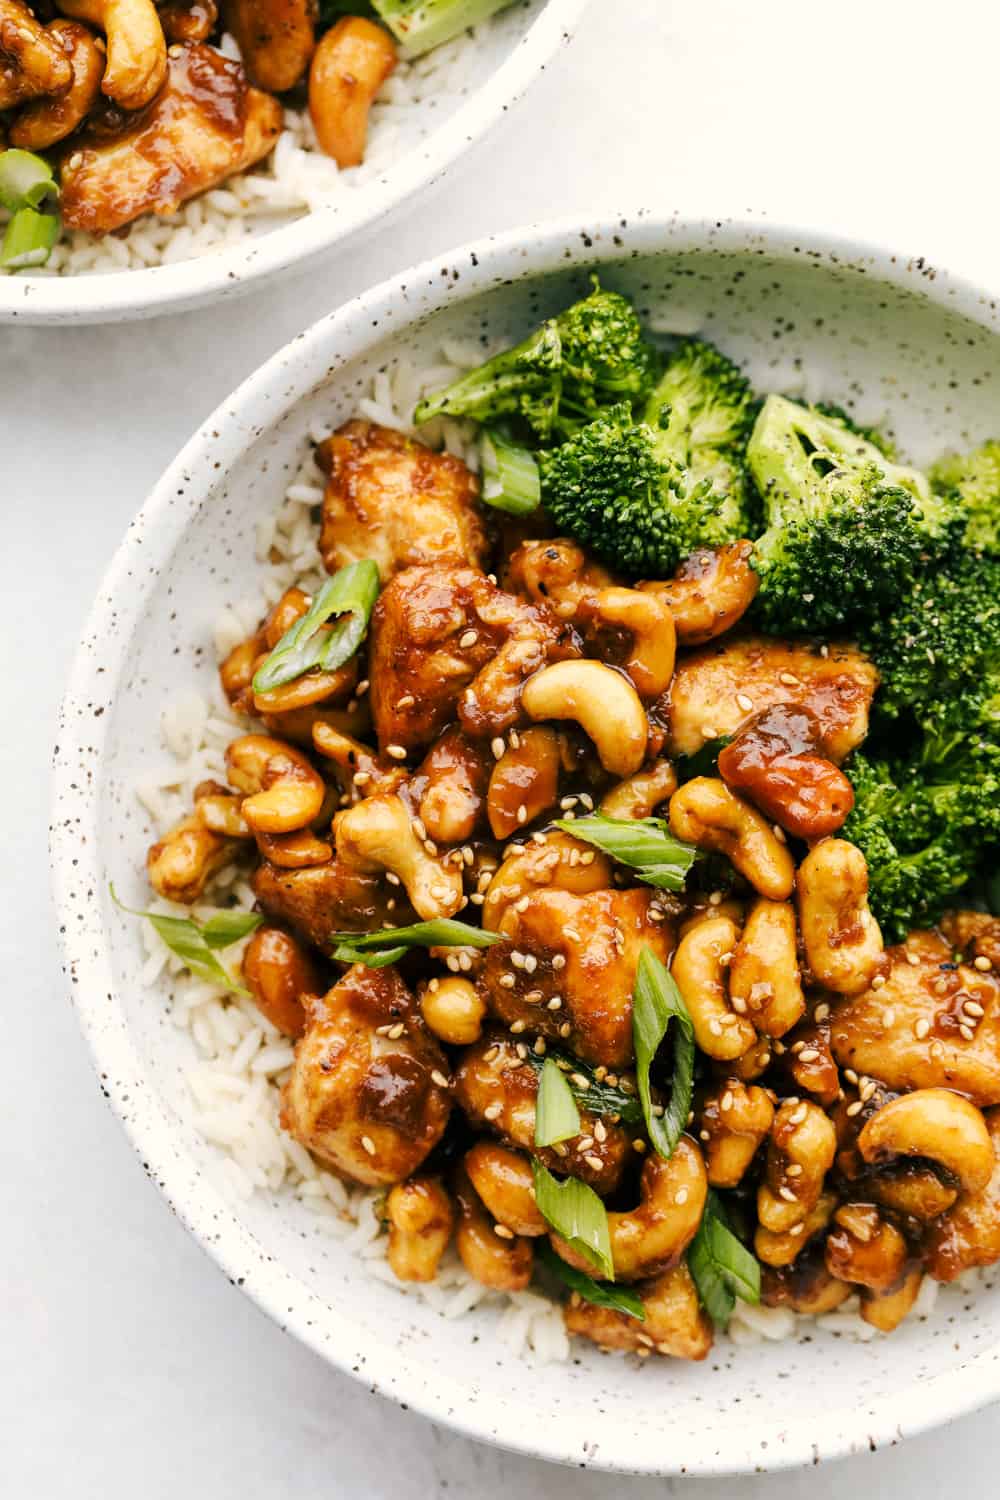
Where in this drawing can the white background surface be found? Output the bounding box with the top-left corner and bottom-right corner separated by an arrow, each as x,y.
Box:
5,0 -> 1000,1492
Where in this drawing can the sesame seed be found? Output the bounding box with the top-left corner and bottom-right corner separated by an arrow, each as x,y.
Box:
730,994 -> 748,1014
871,974 -> 887,988
778,1186 -> 798,1203
571,1073 -> 591,1090
788,1105 -> 807,1126
459,952 -> 472,973
974,955 -> 993,972
964,1000 -> 985,1018
484,1045 -> 499,1062
674,1187 -> 690,1206
552,1142 -> 568,1157
789,1222 -> 805,1237
709,1019 -> 723,1036
647,905 -> 665,922
814,1003 -> 830,1023
786,1163 -> 803,1177
459,629 -> 478,649
424,839 -> 439,857
699,1128 -> 710,1141
904,952 -> 920,969
564,928 -> 581,942
493,1223 -> 515,1239
632,1139 -> 646,1154
395,694 -> 415,709
386,744 -> 407,760
843,1068 -> 858,1084
484,1102 -> 503,1121
960,1024 -> 976,1042
431,1069 -> 449,1089
353,769 -> 371,786
499,974 -> 516,989
577,1135 -> 594,1151
552,954 -> 567,971
882,1008 -> 896,1027
524,989 -> 543,1003
560,796 -> 578,810
860,1080 -> 876,1102
798,1047 -> 820,1063
779,672 -> 800,686
361,1135 -> 376,1156
559,1022 -> 572,1037
509,730 -> 521,750
385,871 -> 401,886
510,1019 -> 527,1034
547,996 -> 562,1011
516,1043 -> 529,1059
510,951 -> 526,969
845,1100 -> 863,1117
356,679 -> 369,696
446,956 -> 460,972
524,954 -> 538,974
708,890 -> 723,906
585,1154 -> 603,1172
491,737 -> 506,760
534,1038 -> 546,1055
594,1120 -> 607,1142
387,1022 -> 405,1040
516,804 -> 528,825
913,1018 -> 931,1039
721,1090 -> 734,1111
736,693 -> 754,713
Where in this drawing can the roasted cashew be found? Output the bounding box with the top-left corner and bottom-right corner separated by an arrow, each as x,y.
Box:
729,898 -> 805,1038
420,976 -> 485,1046
482,830 -> 612,931
0,0 -> 72,110
309,15 -> 396,167
226,734 -> 326,835
796,838 -> 883,994
671,916 -> 756,1061
758,1099 -> 837,1234
242,924 -> 323,1037
565,1263 -> 713,1361
551,1141 -> 707,1283
464,1142 -> 547,1236
487,726 -> 561,840
58,0 -> 166,109
147,793 -> 241,904
503,537 -> 614,614
825,1202 -> 909,1292
857,1089 -> 995,1195
668,777 -> 795,900
860,1265 -> 923,1332
452,1163 -> 533,1291
640,540 -> 758,645
194,784 -> 249,838
334,793 -> 463,919
416,726 -> 489,845
386,1177 -> 454,1283
600,758 -> 677,819
762,1251 -> 851,1313
9,20 -> 103,148
698,1079 -> 774,1187
254,828 -> 333,869
586,586 -> 676,699
522,660 -> 648,778
311,720 -> 405,800
755,1192 -> 837,1267
728,1034 -> 774,1081
253,659 -> 357,717
868,1165 -> 958,1222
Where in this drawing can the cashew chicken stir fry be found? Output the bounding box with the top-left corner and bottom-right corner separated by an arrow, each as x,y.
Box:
142,407 -> 1000,1364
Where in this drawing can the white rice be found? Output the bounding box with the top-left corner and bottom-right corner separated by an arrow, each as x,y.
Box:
134,348 -> 982,1361
1,19 -> 500,279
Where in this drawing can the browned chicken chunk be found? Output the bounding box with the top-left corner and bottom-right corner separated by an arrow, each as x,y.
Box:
564,1264 -> 713,1360
281,964 -> 451,1185
925,1108 -> 1000,1281
830,932 -> 1000,1105
479,887 -> 673,1070
317,420 -> 488,581
662,635 -> 878,762
220,0 -> 314,92
252,855 -> 407,949
59,42 -> 281,233
0,0 -> 72,109
157,0 -> 218,41
368,564 -> 577,752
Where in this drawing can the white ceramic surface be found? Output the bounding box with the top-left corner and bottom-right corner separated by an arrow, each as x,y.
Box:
51,213 -> 1000,1476
0,0 -> 584,326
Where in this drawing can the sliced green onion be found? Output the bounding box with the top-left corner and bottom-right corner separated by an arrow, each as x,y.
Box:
531,1160 -> 613,1280
554,814 -> 696,892
1,206 -> 59,269
372,0 -> 517,58
676,736 -> 732,782
534,1057 -> 582,1147
479,427 -> 541,515
632,947 -> 695,1160
332,917 -> 501,966
253,560 -> 379,694
524,1048 -> 643,1125
111,884 -> 261,993
687,1191 -> 761,1328
0,148 -> 58,211
536,1241 -> 645,1321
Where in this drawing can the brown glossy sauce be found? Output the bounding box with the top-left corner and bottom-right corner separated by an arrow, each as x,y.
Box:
359,1054 -> 431,1135
718,703 -> 855,838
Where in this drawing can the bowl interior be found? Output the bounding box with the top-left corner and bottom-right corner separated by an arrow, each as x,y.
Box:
57,227 -> 1000,1473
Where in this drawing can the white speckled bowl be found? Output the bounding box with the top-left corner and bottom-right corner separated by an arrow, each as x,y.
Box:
0,0 -> 584,325
52,214 -> 1000,1474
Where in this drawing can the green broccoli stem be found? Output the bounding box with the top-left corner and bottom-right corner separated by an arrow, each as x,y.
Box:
413,323 -> 560,426
479,427 -> 541,514
372,0 -> 518,56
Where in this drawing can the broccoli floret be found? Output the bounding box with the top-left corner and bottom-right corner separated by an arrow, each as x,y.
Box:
412,282 -> 658,442
747,395 -> 960,633
930,439 -> 1000,555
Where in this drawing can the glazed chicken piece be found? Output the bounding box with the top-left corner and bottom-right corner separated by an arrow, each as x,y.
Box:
317,421 -> 488,581
0,0 -> 72,109
281,964 -> 451,1186
761,1250 -> 851,1316
662,635 -> 878,762
221,0 -> 314,91
941,909 -> 1000,971
252,855 -> 408,950
925,1108 -> 1000,1282
368,564 -> 577,752
829,931 -> 1000,1106
478,887 -> 673,1070
59,42 -> 282,233
564,1264 -> 713,1360
453,1033 -> 631,1195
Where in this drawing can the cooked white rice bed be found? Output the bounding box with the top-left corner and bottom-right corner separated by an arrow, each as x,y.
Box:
136,349 -> 980,1362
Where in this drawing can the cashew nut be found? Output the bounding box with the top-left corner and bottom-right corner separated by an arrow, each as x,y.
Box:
254,828 -> 333,869
796,838 -> 883,995
311,720 -> 406,800
464,1142 -> 547,1237
599,758 -> 677,819
147,802 -> 240,905
335,793 -> 463,920
0,0 -> 73,109
242,924 -> 323,1037
868,1165 -> 958,1222
729,897 -> 805,1037
860,1265 -> 923,1332
194,784 -> 250,839
452,1163 -> 533,1291
640,540 -> 758,645
226,734 -> 326,835
757,1099 -> 837,1234
487,726 -> 561,840
309,15 -> 396,168
565,1263 -> 713,1361
668,777 -> 795,900
9,20 -> 103,148
551,1141 -> 708,1283
421,976 -> 485,1046
416,726 -> 489,845
755,1193 -> 837,1268
825,1202 -> 909,1291
587,586 -> 676,699
671,916 -> 756,1061
698,1079 -> 774,1187
521,660 -> 648,778
857,1089 -> 995,1195
58,0 -> 166,109
482,830 -> 612,932
762,1250 -> 852,1312
386,1176 -> 454,1283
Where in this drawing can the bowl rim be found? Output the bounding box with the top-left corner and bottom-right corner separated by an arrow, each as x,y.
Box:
0,0 -> 586,325
51,209 -> 1000,1474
